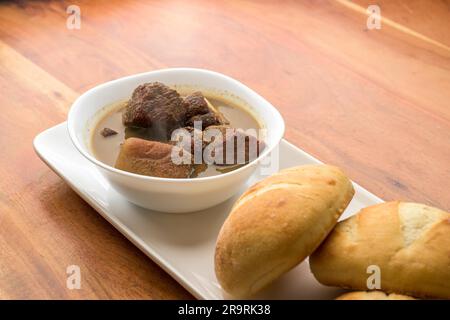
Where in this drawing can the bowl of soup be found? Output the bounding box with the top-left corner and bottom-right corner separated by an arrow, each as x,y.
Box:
68,68 -> 284,212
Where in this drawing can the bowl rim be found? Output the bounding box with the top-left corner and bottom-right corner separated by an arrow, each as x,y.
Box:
67,67 -> 285,183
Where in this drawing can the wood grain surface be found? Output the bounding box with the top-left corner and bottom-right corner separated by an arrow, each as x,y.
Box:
0,0 -> 449,299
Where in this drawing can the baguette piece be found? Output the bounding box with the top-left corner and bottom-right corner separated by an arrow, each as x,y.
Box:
215,164 -> 355,297
336,291 -> 416,300
310,201 -> 450,299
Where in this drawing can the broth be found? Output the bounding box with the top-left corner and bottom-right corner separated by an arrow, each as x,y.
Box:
91,94 -> 262,178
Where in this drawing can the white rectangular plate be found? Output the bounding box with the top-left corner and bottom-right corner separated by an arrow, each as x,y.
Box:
34,122 -> 382,300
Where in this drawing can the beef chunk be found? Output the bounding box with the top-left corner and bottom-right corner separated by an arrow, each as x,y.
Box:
184,92 -> 229,130
203,125 -> 265,165
171,126 -> 206,155
122,82 -> 186,141
184,92 -> 210,119
115,137 -> 193,178
171,125 -> 264,166
100,127 -> 118,137
186,113 -> 224,129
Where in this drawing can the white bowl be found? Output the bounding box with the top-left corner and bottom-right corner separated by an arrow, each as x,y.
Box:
68,68 -> 284,213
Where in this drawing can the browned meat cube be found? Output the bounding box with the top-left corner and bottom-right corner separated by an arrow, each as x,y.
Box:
203,125 -> 265,165
186,113 -> 225,130
122,82 -> 186,141
100,127 -> 118,137
183,92 -> 210,119
171,126 -> 207,155
115,137 -> 193,178
184,92 -> 229,130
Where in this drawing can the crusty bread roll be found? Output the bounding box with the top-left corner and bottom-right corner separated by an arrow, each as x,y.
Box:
214,164 -> 355,297
336,291 -> 416,300
310,201 -> 450,299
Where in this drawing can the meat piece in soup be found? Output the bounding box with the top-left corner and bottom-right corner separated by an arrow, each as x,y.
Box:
203,125 -> 264,165
122,82 -> 186,141
115,137 -> 193,178
171,126 -> 207,155
172,125 -> 264,166
183,92 -> 229,129
183,92 -> 210,119
100,127 -> 118,137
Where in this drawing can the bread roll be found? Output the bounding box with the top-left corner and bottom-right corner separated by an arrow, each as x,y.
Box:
214,164 -> 355,297
336,291 -> 415,300
310,201 -> 450,299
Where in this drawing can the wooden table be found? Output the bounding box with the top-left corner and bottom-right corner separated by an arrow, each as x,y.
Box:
0,0 -> 449,299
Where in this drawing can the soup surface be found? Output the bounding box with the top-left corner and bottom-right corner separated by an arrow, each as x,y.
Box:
91,93 -> 262,178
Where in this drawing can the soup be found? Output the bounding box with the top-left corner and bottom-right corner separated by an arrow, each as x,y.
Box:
90,83 -> 263,178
